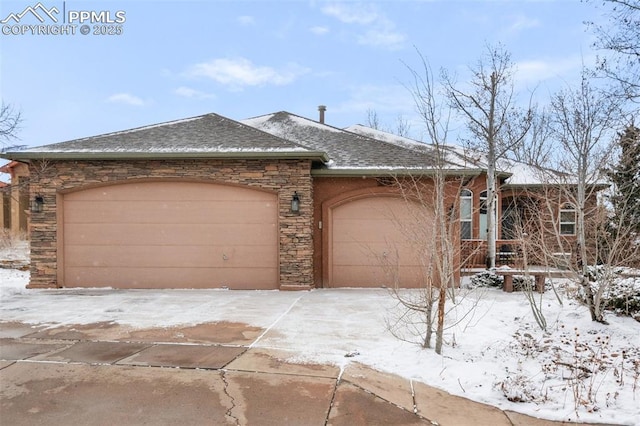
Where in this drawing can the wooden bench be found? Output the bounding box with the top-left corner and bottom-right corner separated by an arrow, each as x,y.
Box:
494,270 -> 546,293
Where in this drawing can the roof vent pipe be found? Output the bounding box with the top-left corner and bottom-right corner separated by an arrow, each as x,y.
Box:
318,105 -> 327,124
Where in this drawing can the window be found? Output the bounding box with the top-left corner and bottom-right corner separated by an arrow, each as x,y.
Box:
479,190 -> 488,240
559,203 -> 576,235
460,189 -> 472,240
501,198 -> 517,240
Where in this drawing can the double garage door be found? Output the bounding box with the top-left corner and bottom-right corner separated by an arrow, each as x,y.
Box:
61,181 -> 278,289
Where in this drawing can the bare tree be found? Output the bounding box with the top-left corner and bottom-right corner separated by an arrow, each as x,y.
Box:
442,44 -> 533,269
408,52 -> 454,354
535,72 -> 623,323
510,107 -> 554,167
365,108 -> 412,137
383,51 -> 484,354
587,0 -> 640,101
394,114 -> 411,137
365,108 -> 381,130
0,102 -> 22,151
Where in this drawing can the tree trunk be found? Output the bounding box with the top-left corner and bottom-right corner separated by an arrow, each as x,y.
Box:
435,284 -> 446,354
486,72 -> 498,270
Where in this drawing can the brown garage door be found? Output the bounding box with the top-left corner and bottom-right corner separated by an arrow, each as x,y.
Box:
328,196 -> 432,288
61,181 -> 278,289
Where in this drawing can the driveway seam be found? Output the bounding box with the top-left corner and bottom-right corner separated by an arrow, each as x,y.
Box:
249,293 -> 305,348
323,366 -> 344,425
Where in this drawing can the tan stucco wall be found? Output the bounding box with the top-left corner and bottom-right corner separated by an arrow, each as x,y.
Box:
27,158 -> 313,289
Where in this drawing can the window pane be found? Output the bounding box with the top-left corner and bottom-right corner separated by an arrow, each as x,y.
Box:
461,222 -> 472,240
460,198 -> 472,220
479,214 -> 487,240
560,224 -> 575,235
560,211 -> 575,222
479,191 -> 488,214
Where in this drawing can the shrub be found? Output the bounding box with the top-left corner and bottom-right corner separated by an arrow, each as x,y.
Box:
577,266 -> 640,322
470,271 -> 503,288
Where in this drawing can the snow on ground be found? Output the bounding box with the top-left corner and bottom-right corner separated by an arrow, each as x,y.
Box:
1,266 -> 639,424
0,238 -> 29,263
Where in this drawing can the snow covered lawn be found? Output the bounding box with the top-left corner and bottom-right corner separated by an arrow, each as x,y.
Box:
1,269 -> 638,425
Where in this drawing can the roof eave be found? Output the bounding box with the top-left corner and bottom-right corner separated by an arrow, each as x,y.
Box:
311,168 -> 485,177
502,182 -> 610,190
0,151 -> 330,162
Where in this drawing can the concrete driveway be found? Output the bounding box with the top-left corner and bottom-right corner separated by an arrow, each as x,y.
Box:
0,318 -> 614,426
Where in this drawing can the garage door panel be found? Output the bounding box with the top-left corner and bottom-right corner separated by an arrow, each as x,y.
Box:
335,199 -> 423,219
64,200 -> 275,224
64,267 -> 277,289
332,265 -> 427,287
64,245 -> 277,268
62,181 -> 278,289
330,196 -> 432,288
332,220 -> 420,243
332,242 -> 424,266
333,219 -> 401,240
64,182 -> 275,202
64,223 -> 276,246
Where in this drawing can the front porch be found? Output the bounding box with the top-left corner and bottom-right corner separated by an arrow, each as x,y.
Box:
461,240 -> 524,269
460,239 -> 574,281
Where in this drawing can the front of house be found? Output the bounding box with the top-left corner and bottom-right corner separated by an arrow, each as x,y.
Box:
0,109 -> 579,290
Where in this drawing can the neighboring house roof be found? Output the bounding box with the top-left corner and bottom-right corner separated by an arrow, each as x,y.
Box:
0,160 -> 29,182
1,113 -> 329,162
0,160 -> 19,174
242,112 -> 478,176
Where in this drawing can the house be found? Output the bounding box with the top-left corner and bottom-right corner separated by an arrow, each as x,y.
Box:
0,109 -> 580,289
0,161 -> 30,237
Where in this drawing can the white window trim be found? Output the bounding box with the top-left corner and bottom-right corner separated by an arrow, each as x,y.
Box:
559,203 -> 576,235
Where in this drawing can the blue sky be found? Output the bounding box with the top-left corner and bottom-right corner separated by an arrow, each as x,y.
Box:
1,0 -> 606,153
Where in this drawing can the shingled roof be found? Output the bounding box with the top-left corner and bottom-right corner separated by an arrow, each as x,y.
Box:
2,113 -> 328,161
242,112 -> 474,175
344,124 -> 562,185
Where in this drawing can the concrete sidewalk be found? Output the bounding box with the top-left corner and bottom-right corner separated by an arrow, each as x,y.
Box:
0,321 -> 614,426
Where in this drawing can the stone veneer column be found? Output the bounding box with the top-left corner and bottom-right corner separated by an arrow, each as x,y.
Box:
27,158 -> 314,289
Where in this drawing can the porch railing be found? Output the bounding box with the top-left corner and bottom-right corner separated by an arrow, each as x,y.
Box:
461,240 -> 523,269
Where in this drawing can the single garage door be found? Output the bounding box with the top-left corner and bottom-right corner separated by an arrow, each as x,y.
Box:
328,196 -> 432,288
61,181 -> 278,289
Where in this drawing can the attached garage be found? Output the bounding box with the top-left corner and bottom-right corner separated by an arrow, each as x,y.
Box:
60,180 -> 279,289
326,196 -> 433,288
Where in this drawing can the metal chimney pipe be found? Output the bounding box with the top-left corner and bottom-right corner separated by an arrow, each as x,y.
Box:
318,105 -> 327,124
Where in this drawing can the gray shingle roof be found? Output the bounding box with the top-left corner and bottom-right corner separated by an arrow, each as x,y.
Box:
242,112 -> 467,174
3,113 -> 327,161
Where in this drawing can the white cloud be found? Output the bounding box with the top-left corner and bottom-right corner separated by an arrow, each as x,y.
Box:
310,26 -> 329,35
358,28 -> 405,50
237,15 -> 254,25
334,83 -> 415,115
321,2 -> 405,50
507,14 -> 540,33
321,3 -> 378,25
185,57 -> 309,89
106,93 -> 145,106
174,86 -> 216,100
515,54 -> 596,84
